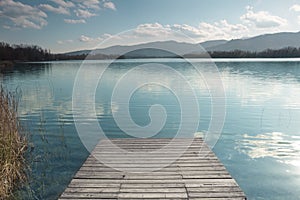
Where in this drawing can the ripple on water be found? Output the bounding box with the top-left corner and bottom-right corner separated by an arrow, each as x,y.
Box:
236,132 -> 300,166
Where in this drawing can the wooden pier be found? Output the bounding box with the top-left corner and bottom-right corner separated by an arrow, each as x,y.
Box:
59,138 -> 246,199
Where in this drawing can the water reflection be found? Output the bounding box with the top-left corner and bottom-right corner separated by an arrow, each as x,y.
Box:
219,62 -> 300,106
236,132 -> 300,166
1,59 -> 300,199
217,61 -> 300,83
219,61 -> 300,172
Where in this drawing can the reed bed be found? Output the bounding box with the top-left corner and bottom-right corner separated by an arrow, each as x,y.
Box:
0,86 -> 27,199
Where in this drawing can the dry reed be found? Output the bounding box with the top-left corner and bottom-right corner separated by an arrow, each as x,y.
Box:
0,86 -> 27,199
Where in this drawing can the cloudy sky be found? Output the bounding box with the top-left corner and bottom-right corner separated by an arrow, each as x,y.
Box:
1,0 -> 300,53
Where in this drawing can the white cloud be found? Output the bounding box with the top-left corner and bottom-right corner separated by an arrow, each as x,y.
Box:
51,0 -> 75,8
75,9 -> 97,18
79,35 -> 102,42
0,0 -> 115,30
219,20 -> 248,33
297,16 -> 300,25
240,6 -> 287,28
0,0 -> 47,29
171,21 -> 248,40
103,1 -> 116,11
39,4 -> 70,15
129,21 -> 248,43
290,4 -> 300,12
83,0 -> 100,10
79,35 -> 92,42
203,20 -> 249,39
133,23 -> 172,37
73,0 -> 101,10
102,33 -> 113,38
3,25 -> 11,29
64,18 -> 86,24
172,24 -> 206,38
57,39 -> 73,44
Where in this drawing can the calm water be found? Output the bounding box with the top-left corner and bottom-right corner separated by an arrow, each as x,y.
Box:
1,59 -> 300,199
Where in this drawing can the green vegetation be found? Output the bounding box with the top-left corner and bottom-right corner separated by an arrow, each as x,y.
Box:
0,86 -> 27,199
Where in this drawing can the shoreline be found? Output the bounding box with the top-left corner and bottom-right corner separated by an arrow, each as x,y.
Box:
0,61 -> 14,71
19,57 -> 300,64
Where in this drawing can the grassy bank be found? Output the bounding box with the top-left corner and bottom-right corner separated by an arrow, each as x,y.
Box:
0,86 -> 27,199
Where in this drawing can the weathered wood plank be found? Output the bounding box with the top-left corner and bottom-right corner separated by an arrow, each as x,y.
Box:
79,166 -> 227,171
188,191 -> 246,198
121,183 -> 185,188
74,170 -> 230,177
118,192 -> 188,199
119,188 -> 186,193
60,192 -> 119,198
63,187 -> 120,193
59,138 -> 246,199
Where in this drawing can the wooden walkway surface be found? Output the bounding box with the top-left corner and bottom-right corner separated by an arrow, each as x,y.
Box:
59,138 -> 246,200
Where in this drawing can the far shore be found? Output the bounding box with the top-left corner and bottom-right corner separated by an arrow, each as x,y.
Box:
0,61 -> 14,71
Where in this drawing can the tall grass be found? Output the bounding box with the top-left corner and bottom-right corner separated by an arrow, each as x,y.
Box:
0,86 -> 27,199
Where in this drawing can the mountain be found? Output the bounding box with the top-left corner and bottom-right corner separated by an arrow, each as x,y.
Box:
199,40 -> 228,49
207,32 -> 300,52
66,40 -> 205,57
66,49 -> 91,56
64,31 -> 300,57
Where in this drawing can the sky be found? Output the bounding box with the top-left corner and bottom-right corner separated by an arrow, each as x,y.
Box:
1,0 -> 300,53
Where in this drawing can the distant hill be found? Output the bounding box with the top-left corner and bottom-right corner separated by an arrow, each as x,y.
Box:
65,31 -> 300,57
207,32 -> 300,52
119,48 -> 180,58
199,40 -> 228,49
66,49 -> 91,56
66,40 -> 205,57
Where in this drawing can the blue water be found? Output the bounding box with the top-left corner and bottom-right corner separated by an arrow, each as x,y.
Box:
1,59 -> 300,199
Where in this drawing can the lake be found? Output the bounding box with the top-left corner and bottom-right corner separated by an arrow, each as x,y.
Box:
1,59 -> 300,199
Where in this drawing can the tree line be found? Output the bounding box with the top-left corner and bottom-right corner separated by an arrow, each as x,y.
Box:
0,42 -> 119,61
0,42 -> 52,61
0,42 -> 88,61
2,41 -> 300,61
186,47 -> 300,58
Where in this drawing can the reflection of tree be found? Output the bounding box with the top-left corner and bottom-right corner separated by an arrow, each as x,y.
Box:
0,62 -> 52,78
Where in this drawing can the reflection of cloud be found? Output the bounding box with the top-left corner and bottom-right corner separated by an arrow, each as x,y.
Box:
220,67 -> 300,108
236,132 -> 300,166
19,85 -> 54,116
